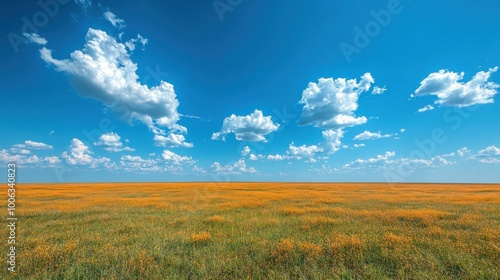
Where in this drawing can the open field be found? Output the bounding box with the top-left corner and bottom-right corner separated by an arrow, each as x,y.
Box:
3,183 -> 500,279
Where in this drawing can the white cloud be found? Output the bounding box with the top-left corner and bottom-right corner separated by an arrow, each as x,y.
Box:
341,148 -> 480,173
120,155 -> 162,172
298,73 -> 374,129
13,140 -> 53,150
120,152 -> 197,173
23,33 -> 47,45
249,154 -> 265,161
417,105 -> 434,113
39,28 -> 186,139
372,86 -> 386,95
414,67 -> 499,107
287,143 -> 322,159
241,146 -> 251,156
321,129 -> 344,153
343,151 -> 452,171
62,138 -> 115,169
211,159 -> 256,174
125,34 -> 148,51
353,143 -> 365,148
103,11 -> 125,29
192,165 -> 206,174
0,147 -> 61,167
44,156 -> 61,165
9,147 -> 31,155
477,146 -> 500,156
258,129 -> 344,163
212,109 -> 280,142
154,134 -> 193,148
345,151 -> 396,167
267,154 -> 286,161
161,150 -> 193,165
340,151 -> 396,172
75,0 -> 91,11
400,128 -> 406,133
457,147 -> 471,157
475,145 -> 500,164
353,130 -> 392,141
94,132 -> 134,152
24,155 -> 40,164
0,150 -> 26,164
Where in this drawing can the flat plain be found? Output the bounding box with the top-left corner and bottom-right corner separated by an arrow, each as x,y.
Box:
3,183 -> 499,279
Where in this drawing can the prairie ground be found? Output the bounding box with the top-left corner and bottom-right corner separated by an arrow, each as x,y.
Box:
3,183 -> 499,279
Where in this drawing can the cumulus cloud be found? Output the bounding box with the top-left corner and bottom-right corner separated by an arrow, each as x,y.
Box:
0,150 -> 28,164
241,146 -> 251,156
120,155 -> 162,172
353,130 -> 393,141
249,154 -> 265,161
9,148 -> 31,155
298,73 -> 374,129
161,150 -> 193,165
23,33 -> 47,45
211,159 -> 256,174
344,151 -> 396,168
267,154 -> 286,161
474,145 -> 500,164
1,142 -> 60,167
287,143 -> 322,159
212,109 -> 280,142
154,134 -> 193,148
353,143 -> 365,148
38,28 -> 187,142
321,129 -> 344,153
372,86 -> 386,95
414,67 -> 499,107
417,105 -> 434,113
252,129 -> 344,163
44,156 -> 61,165
62,138 -> 115,169
103,11 -> 125,29
13,140 -> 53,150
120,152 -> 198,173
94,132 -> 134,152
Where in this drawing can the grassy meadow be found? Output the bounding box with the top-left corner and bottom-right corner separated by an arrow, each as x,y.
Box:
3,183 -> 500,279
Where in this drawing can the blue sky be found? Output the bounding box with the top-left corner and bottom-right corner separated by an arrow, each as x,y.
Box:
1,0 -> 499,183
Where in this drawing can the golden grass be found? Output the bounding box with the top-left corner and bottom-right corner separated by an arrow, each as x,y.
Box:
190,231 -> 212,243
7,182 -> 500,279
207,215 -> 225,222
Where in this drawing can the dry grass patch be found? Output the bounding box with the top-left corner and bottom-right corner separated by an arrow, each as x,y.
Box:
191,231 -> 211,244
270,238 -> 295,263
205,215 -> 225,223
302,216 -> 337,226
